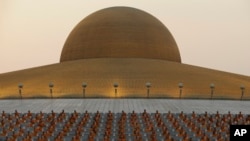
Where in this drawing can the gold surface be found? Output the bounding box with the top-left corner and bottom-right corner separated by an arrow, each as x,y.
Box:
0,7 -> 249,100
60,7 -> 181,63
0,58 -> 249,99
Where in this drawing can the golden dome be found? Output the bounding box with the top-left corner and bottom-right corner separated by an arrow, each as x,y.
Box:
0,7 -> 250,99
60,7 -> 181,62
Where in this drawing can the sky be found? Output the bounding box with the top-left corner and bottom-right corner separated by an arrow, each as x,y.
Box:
0,0 -> 249,76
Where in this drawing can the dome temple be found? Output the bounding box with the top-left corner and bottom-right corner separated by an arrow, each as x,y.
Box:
0,6 -> 249,99
60,7 -> 181,63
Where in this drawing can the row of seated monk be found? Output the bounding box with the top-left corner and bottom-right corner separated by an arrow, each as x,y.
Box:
0,110 -> 249,141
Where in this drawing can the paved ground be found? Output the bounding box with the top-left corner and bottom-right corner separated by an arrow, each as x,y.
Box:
0,99 -> 249,114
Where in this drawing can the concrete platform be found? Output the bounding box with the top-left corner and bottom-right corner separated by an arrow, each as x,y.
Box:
0,99 -> 249,114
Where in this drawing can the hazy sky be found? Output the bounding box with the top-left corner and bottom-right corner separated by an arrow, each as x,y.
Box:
0,0 -> 249,76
